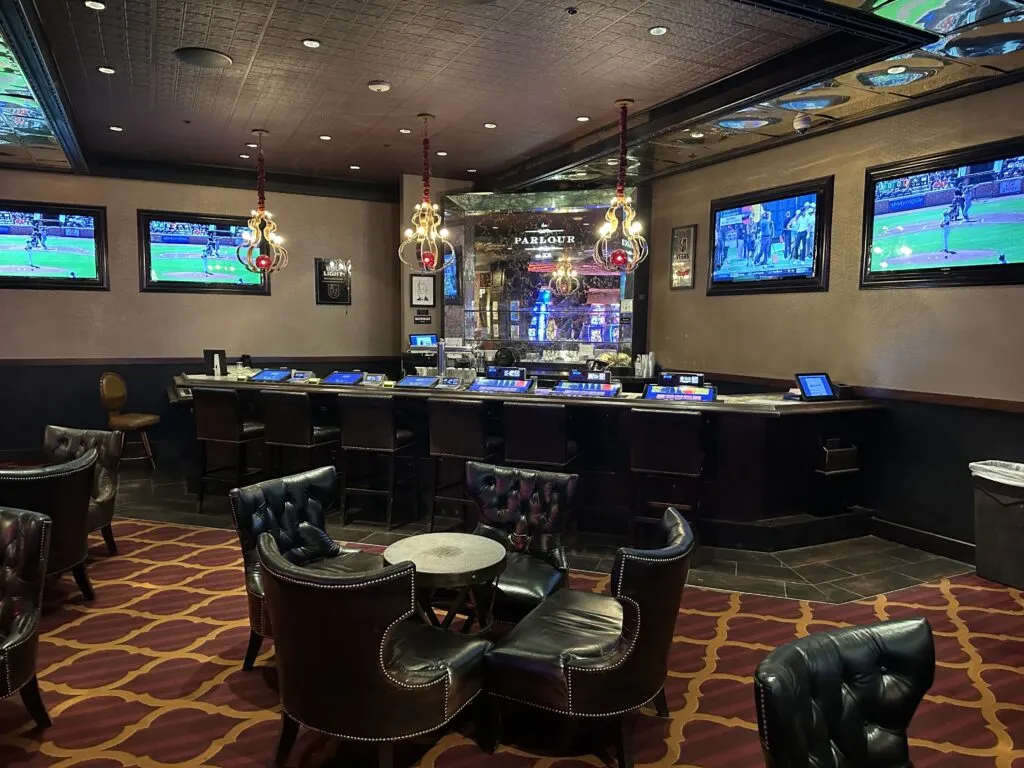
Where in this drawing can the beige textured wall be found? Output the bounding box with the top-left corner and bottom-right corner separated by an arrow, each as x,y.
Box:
650,82 -> 1024,402
0,169 -> 400,359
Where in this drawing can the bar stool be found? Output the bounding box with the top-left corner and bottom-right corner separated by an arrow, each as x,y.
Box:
628,408 -> 705,544
503,402 -> 579,470
259,390 -> 339,477
99,371 -> 160,469
427,397 -> 503,532
193,387 -> 265,512
337,394 -> 416,530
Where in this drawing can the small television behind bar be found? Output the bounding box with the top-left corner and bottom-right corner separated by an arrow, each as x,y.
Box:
0,200 -> 108,290
862,137 -> 1024,288
568,368 -> 611,384
709,177 -> 833,295
409,334 -> 438,348
660,372 -> 705,387
486,366 -> 528,381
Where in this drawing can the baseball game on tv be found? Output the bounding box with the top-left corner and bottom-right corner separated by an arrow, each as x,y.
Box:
863,139 -> 1024,287
709,177 -> 832,295
0,201 -> 107,289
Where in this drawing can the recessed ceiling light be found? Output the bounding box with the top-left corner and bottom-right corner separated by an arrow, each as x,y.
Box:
367,80 -> 391,93
349,165 -> 360,170
399,128 -> 412,134
302,39 -> 321,49
483,122 -> 497,129
467,169 -> 477,173
108,125 -> 123,132
437,151 -> 448,157
887,65 -> 908,74
239,153 -> 250,159
319,135 -> 332,141
690,131 -> 705,138
648,25 -> 668,35
576,115 -> 590,122
245,142 -> 258,148
84,0 -> 105,9
606,159 -> 617,165
97,66 -> 115,75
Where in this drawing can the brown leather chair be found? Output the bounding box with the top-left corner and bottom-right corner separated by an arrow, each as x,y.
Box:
484,508 -> 696,768
228,466 -> 382,670
99,372 -> 160,470
259,390 -> 340,476
42,425 -> 123,555
193,387 -> 265,512
503,402 -> 579,470
0,507 -> 53,729
0,450 -> 98,600
257,531 -> 492,768
465,461 -> 578,625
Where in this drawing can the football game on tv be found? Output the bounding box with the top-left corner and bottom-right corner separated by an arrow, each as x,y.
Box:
138,211 -> 268,294
863,141 -> 1024,287
0,201 -> 107,289
709,178 -> 832,295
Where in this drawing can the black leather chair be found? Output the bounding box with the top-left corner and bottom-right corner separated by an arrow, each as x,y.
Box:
465,461 -> 577,625
484,508 -> 695,767
0,507 -> 53,729
502,402 -> 578,470
257,531 -> 492,768
228,466 -> 382,670
754,618 -> 935,768
42,425 -> 123,555
259,390 -> 340,476
194,387 -> 265,512
0,450 -> 98,600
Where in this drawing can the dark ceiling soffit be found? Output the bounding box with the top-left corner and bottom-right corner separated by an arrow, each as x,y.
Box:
88,156 -> 400,203
0,0 -> 87,171
487,0 -> 936,191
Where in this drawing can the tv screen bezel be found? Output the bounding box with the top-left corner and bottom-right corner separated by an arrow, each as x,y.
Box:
707,176 -> 833,297
861,137 -> 1024,289
137,209 -> 271,296
0,199 -> 109,291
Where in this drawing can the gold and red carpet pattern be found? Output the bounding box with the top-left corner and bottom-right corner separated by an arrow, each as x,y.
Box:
0,519 -> 1021,766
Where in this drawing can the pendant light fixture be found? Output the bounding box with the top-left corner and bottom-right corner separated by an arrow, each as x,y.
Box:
236,128 -> 288,273
593,99 -> 648,272
548,253 -> 580,296
398,114 -> 454,273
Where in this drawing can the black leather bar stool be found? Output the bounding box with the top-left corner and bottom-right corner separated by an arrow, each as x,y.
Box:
628,408 -> 705,543
503,402 -> 579,470
259,390 -> 339,477
337,394 -> 416,530
427,397 -> 503,532
193,387 -> 265,512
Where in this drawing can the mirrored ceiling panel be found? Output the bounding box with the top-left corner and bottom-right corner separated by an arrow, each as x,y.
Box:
840,51 -> 1000,95
873,0 -> 1023,34
650,124 -> 775,164
925,17 -> 1024,70
770,85 -> 904,119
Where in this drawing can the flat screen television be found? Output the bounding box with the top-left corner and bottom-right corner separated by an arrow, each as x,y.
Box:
0,201 -> 108,290
708,177 -> 833,296
138,210 -> 270,295
862,137 -> 1024,288
443,248 -> 462,304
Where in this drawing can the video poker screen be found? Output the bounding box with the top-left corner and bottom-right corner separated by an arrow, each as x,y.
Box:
864,143 -> 1024,287
0,202 -> 107,289
250,369 -> 291,383
139,210 -> 269,295
323,371 -> 364,386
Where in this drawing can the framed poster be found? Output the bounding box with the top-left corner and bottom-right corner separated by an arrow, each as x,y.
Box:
315,258 -> 352,305
670,224 -> 696,289
410,272 -> 436,307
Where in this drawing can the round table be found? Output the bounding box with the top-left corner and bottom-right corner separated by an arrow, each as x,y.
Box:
384,532 -> 507,633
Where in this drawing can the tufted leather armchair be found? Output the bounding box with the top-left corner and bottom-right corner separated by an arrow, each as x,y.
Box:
0,508 -> 53,729
257,531 -> 492,767
0,450 -> 98,601
484,508 -> 695,767
228,465 -> 382,670
42,425 -> 123,555
754,618 -> 934,768
465,461 -> 578,625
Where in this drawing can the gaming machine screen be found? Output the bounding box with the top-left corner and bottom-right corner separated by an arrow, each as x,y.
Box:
0,202 -> 107,290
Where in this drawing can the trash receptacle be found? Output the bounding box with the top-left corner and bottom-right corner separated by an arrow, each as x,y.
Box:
971,460 -> 1024,589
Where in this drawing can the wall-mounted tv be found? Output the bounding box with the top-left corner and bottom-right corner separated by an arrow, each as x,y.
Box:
708,177 -> 833,296
0,201 -> 108,290
138,210 -> 270,295
862,137 -> 1024,289
444,248 -> 462,304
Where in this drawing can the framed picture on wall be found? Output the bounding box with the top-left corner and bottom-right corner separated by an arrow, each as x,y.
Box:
315,258 -> 352,305
861,136 -> 1024,289
0,200 -> 109,291
137,210 -> 270,295
670,224 -> 696,289
410,273 -> 436,307
708,176 -> 833,296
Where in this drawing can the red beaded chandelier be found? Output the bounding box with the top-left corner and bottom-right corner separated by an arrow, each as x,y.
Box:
398,114 -> 454,273
236,128 -> 288,274
593,99 -> 648,273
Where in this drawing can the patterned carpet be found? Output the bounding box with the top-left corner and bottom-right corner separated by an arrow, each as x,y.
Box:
0,518 -> 1021,767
